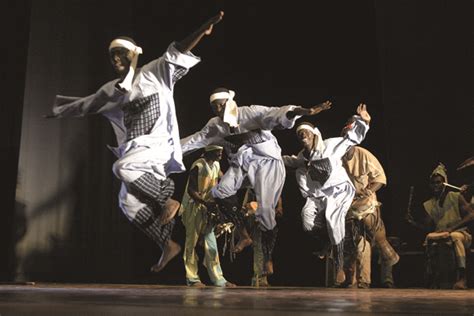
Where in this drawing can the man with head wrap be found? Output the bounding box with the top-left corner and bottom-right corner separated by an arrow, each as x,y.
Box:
179,145 -> 235,287
181,87 -> 331,274
282,104 -> 371,283
407,163 -> 474,289
46,12 -> 224,274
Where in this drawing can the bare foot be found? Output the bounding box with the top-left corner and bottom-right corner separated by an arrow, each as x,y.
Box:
233,237 -> 253,253
224,282 -> 237,288
453,278 -> 467,290
265,260 -> 274,276
160,198 -> 180,225
335,268 -> 346,285
218,282 -> 236,288
188,281 -> 206,288
150,240 -> 181,273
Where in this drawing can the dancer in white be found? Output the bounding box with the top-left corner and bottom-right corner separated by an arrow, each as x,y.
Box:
181,87 -> 331,272
283,104 -> 370,274
47,12 -> 224,274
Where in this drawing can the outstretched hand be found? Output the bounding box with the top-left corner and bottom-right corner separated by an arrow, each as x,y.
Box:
356,103 -> 371,124
457,156 -> 474,170
294,100 -> 332,116
204,11 -> 224,35
308,100 -> 332,115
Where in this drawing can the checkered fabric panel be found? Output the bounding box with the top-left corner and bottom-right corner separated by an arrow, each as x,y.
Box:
308,158 -> 332,185
133,206 -> 175,249
129,174 -> 175,211
172,65 -> 188,85
261,227 -> 279,263
123,93 -> 160,141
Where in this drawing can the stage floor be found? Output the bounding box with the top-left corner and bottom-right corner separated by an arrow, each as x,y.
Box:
1,283 -> 473,315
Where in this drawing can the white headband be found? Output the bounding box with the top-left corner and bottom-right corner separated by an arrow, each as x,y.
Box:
209,90 -> 238,127
296,124 -> 325,155
210,91 -> 233,103
109,39 -> 143,54
296,124 -> 316,134
109,39 -> 143,92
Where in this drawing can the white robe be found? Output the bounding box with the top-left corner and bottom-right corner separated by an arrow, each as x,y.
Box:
181,105 -> 300,230
52,42 -> 201,220
283,116 -> 369,245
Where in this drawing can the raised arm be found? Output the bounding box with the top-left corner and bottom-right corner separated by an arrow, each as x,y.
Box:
175,11 -> 224,53
46,81 -> 123,119
343,104 -> 370,144
287,100 -> 332,119
181,118 -> 222,155
330,104 -> 370,159
248,101 -> 331,131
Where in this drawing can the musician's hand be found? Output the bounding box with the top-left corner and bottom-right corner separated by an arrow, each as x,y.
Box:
460,184 -> 469,193
204,200 -> 217,211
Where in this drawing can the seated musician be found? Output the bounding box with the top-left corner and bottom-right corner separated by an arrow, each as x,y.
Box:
407,163 -> 474,289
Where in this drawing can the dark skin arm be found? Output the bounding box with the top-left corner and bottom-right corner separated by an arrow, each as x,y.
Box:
187,167 -> 206,205
286,101 -> 332,119
275,197 -> 284,218
175,11 -> 224,53
405,206 -> 435,232
358,182 -> 384,198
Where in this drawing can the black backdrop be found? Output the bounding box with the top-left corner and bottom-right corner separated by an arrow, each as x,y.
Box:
1,0 -> 472,286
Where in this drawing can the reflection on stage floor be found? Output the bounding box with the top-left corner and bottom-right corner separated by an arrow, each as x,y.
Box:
1,283 -> 473,315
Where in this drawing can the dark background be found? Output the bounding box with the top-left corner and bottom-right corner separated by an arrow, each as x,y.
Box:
1,0 -> 472,287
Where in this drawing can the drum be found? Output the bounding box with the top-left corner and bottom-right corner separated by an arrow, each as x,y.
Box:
424,232 -> 456,289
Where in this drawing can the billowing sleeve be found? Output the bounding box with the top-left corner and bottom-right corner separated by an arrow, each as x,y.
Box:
248,105 -> 302,130
52,81 -> 123,118
331,116 -> 369,159
144,42 -> 201,89
181,118 -> 223,155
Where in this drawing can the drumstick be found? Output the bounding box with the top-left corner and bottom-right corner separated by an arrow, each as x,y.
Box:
443,182 -> 463,191
406,186 -> 414,218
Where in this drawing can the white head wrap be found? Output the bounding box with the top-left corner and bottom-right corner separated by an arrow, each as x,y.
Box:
109,38 -> 143,92
209,90 -> 239,128
296,123 -> 325,155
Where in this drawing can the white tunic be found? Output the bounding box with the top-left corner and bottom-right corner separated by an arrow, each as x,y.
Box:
52,42 -> 201,219
283,116 -> 369,245
181,105 -> 300,230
